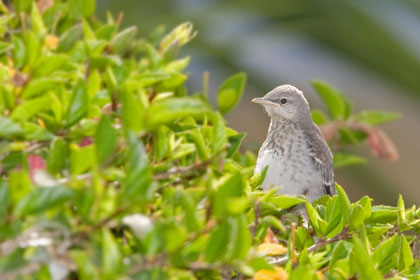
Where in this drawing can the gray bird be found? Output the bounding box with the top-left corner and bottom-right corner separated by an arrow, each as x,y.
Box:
253,85 -> 335,203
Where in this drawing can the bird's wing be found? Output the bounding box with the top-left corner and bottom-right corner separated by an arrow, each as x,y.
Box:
304,126 -> 335,196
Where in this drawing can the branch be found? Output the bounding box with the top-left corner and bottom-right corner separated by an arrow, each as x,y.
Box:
153,159 -> 212,180
269,227 -> 350,266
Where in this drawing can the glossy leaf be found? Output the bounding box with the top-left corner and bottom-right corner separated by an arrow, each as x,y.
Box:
217,72 -> 247,114
15,186 -> 75,216
67,79 -> 88,126
355,110 -> 400,125
95,115 -> 118,164
312,80 -> 351,120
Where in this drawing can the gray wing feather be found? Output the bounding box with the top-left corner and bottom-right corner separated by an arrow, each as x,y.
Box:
304,125 -> 335,196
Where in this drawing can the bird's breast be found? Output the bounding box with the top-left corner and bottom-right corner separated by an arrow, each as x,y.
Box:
255,130 -> 324,201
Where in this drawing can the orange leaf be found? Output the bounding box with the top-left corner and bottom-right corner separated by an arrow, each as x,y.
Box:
257,243 -> 287,256
263,228 -> 279,244
254,267 -> 288,280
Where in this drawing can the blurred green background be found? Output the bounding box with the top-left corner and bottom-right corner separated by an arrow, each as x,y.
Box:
97,0 -> 420,205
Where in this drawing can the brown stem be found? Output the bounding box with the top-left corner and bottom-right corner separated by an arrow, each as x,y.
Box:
153,159 -> 212,180
270,227 -> 350,266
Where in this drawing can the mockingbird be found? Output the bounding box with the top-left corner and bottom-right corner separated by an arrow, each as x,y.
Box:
253,85 -> 335,204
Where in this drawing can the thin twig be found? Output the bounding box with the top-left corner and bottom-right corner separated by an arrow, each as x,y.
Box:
153,159 -> 212,180
269,227 -> 350,265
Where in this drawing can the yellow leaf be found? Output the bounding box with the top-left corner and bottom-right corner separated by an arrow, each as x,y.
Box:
44,35 -> 59,49
257,243 -> 287,256
254,267 -> 288,280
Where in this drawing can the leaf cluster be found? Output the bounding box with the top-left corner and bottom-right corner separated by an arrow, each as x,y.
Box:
0,1 -> 417,280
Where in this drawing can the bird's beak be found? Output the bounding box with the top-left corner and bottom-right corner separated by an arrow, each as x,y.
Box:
252,97 -> 274,105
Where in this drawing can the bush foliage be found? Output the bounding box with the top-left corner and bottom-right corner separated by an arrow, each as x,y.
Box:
0,1 -> 418,279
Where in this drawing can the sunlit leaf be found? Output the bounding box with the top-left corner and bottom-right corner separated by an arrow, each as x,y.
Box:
217,72 -> 247,114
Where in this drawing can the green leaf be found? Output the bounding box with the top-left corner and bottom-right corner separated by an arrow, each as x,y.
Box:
101,229 -> 122,277
153,125 -> 171,162
70,250 -> 98,280
70,145 -> 95,175
12,36 -> 26,69
355,110 -> 400,125
121,87 -> 145,132
312,80 -> 351,120
87,69 -> 100,100
67,79 -> 88,126
336,184 -> 351,225
289,265 -> 314,280
227,133 -> 246,158
146,97 -> 211,128
122,133 -> 152,202
58,24 -> 83,52
22,77 -> 63,99
30,2 -> 46,36
47,138 -> 69,174
350,237 -> 383,280
333,153 -> 366,168
397,194 -> 406,225
212,112 -> 227,154
250,166 -> 268,190
95,115 -> 118,164
13,0 -> 32,13
11,96 -> 50,122
228,215 -> 251,260
205,219 -> 230,262
25,31 -> 42,69
160,22 -> 196,53
33,54 -> 70,77
262,215 -> 286,233
217,72 -> 247,114
110,26 -> 137,54
186,128 -> 208,161
305,202 -> 328,236
15,186 -> 75,216
213,172 -> 244,217
325,195 -> 343,235
398,235 -> 414,271
372,234 -> 399,274
0,116 -> 24,138
350,196 -> 372,230
311,109 -> 328,125
0,182 -> 10,223
9,170 -> 31,203
269,195 -> 306,210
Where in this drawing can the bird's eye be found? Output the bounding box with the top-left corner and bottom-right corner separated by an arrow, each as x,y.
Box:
280,98 -> 287,104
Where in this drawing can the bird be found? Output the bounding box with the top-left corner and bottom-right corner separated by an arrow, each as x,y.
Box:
253,85 -> 335,204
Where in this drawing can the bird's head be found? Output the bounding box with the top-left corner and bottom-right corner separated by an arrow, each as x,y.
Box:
252,85 -> 311,122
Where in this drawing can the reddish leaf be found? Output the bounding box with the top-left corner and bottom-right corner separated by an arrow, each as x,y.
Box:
80,137 -> 93,147
28,154 -> 46,182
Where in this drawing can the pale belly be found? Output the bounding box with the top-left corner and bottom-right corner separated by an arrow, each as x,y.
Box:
255,148 -> 325,203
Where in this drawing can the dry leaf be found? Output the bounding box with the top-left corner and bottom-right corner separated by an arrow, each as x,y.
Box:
37,0 -> 54,14
254,267 -> 288,280
264,228 -> 279,244
348,122 -> 399,162
257,243 -> 287,256
367,127 -> 399,161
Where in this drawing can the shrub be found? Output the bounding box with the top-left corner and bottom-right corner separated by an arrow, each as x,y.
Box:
0,1 -> 418,279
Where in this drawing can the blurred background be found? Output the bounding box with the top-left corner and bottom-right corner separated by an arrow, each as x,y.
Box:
97,0 -> 420,205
